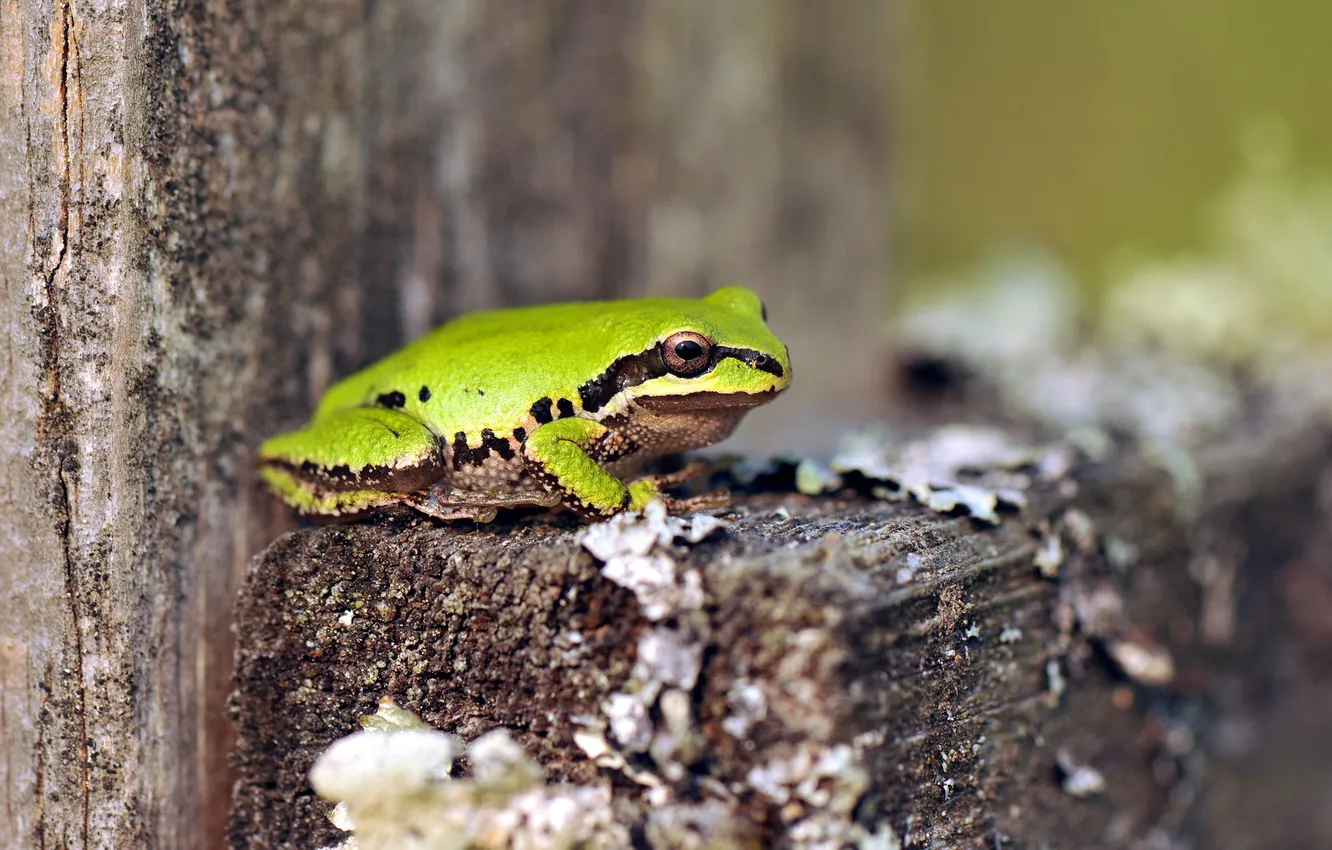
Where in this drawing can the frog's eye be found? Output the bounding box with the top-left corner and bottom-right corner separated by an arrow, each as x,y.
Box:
661,331 -> 713,377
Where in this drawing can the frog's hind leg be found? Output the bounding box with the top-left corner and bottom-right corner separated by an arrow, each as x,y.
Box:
259,407 -> 447,517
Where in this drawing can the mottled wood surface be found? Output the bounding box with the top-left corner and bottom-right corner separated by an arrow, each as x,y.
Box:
230,418 -> 1331,848
231,496 -> 1060,848
0,2 -> 646,846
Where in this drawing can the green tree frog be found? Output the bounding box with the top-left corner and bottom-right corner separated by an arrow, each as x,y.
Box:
259,287 -> 791,522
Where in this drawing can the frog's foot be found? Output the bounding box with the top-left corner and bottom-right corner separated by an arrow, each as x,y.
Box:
626,469 -> 730,515
659,489 -> 732,515
404,485 -> 561,523
641,459 -> 716,491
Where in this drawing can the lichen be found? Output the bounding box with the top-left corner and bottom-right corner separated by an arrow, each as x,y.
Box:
579,500 -> 723,620
744,742 -> 896,850
310,705 -> 629,850
890,142 -> 1332,448
1055,750 -> 1107,799
818,425 -> 1053,524
576,504 -> 721,807
576,502 -> 887,847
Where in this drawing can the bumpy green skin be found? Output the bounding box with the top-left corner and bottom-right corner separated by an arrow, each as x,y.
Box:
260,287 -> 791,521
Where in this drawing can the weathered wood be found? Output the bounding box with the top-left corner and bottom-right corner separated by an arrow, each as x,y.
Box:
230,417 -> 1331,848
229,496 -> 1058,848
2,2 -> 652,846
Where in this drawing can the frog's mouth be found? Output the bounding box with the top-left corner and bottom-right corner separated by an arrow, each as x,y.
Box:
636,388 -> 784,412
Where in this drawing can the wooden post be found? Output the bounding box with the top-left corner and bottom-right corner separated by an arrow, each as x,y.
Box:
0,2 -> 654,846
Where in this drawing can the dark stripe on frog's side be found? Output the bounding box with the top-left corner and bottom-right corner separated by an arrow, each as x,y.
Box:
530,395 -> 577,424
263,454 -> 445,494
451,431 -> 493,469
450,428 -> 522,469
576,344 -> 785,413
376,390 -> 407,409
483,428 -> 515,460
530,397 -> 554,424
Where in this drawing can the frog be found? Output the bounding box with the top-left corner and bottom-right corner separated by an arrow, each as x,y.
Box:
259,286 -> 791,523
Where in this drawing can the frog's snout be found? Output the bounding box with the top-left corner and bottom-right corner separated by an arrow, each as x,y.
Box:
751,347 -> 791,390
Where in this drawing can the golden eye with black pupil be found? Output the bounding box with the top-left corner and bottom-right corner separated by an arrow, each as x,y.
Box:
661,331 -> 713,376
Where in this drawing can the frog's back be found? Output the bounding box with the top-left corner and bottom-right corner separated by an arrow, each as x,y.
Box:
312,297 -> 712,439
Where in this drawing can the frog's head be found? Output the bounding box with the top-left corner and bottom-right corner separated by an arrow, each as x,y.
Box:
585,286 -> 791,416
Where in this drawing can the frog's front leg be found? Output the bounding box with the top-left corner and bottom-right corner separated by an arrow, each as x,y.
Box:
259,407 -> 446,519
522,418 -> 714,518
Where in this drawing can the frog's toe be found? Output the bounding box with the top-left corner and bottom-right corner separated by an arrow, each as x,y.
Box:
642,460 -> 715,490
659,489 -> 731,515
405,485 -> 561,522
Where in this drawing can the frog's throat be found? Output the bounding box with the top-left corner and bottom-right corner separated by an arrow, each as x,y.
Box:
578,344 -> 785,415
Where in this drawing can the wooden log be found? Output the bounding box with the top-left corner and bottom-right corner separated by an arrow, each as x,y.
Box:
229,495 -> 1045,848
229,418 -> 1331,847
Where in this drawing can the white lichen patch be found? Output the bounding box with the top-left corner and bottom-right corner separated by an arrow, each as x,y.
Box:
605,691 -> 654,753
636,626 -> 704,692
824,426 -> 1041,524
311,720 -> 629,850
795,457 -> 843,496
1032,523 -> 1065,578
580,500 -> 722,620
310,728 -> 462,810
1106,638 -> 1175,686
721,679 -> 768,739
359,695 -> 431,732
1045,658 -> 1067,697
582,620 -> 709,796
1056,750 -> 1107,798
891,150 -> 1332,448
788,815 -> 903,850
746,742 -> 892,849
575,503 -> 733,802
644,800 -> 763,849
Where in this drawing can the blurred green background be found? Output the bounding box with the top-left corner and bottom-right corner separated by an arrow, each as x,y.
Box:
896,0 -> 1332,295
